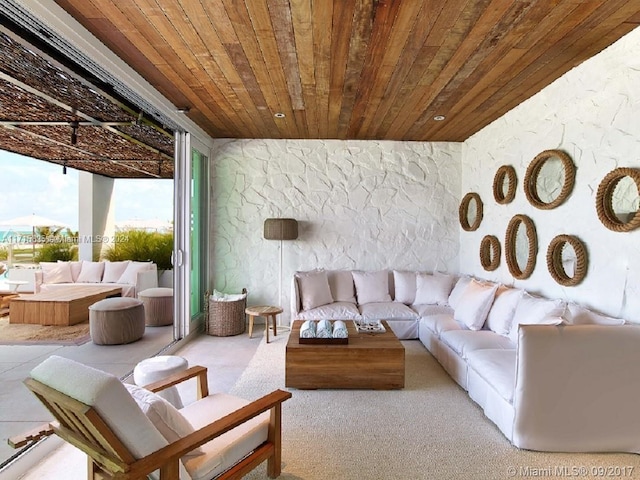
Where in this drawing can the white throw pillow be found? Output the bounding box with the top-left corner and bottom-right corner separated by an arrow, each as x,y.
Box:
117,261 -> 153,285
393,270 -> 416,304
447,276 -> 471,309
76,261 -> 105,283
486,286 -> 523,336
41,262 -> 73,284
327,271 -> 356,303
509,293 -> 566,344
453,279 -> 499,330
296,271 -> 334,311
59,260 -> 82,282
564,303 -> 625,326
352,271 -> 392,305
124,384 -> 203,457
414,272 -> 455,305
102,261 -> 131,283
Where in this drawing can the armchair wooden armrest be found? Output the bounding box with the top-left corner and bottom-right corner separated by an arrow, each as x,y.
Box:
143,365 -> 210,399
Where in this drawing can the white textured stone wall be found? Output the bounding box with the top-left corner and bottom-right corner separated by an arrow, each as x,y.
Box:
462,27 -> 640,321
210,139 -> 461,323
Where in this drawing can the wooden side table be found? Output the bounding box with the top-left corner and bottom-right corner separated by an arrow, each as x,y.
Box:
245,305 -> 283,343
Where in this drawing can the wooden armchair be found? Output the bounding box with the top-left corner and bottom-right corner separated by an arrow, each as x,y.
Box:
22,355 -> 292,480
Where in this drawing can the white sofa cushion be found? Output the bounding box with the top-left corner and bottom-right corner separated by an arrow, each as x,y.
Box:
393,270 -> 416,304
414,272 -> 455,305
103,261 -> 131,283
466,349 -> 517,403
486,286 -> 523,336
59,260 -> 82,282
508,293 -> 566,344
118,261 -> 154,285
447,275 -> 471,309
440,330 -> 515,360
296,270 -> 333,311
352,271 -> 391,305
454,280 -> 499,330
419,313 -> 466,336
358,302 -> 419,320
77,261 -> 105,283
412,304 -> 454,317
327,271 -> 356,303
296,301 -> 361,321
564,303 -> 625,326
181,393 -> 269,480
41,261 -> 73,284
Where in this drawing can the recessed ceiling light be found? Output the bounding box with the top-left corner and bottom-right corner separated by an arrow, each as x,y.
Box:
274,112 -> 285,118
176,107 -> 190,114
433,115 -> 446,121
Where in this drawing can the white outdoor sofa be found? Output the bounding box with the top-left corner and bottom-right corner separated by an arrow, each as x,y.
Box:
34,260 -> 158,298
291,269 -> 640,454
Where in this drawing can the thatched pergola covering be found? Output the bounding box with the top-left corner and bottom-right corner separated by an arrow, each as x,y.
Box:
0,31 -> 174,179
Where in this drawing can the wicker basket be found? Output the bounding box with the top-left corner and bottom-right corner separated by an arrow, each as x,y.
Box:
206,288 -> 247,336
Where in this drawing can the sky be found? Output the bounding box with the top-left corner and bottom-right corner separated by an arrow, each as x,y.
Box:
0,150 -> 173,231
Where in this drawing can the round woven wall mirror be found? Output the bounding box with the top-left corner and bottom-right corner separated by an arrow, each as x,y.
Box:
505,214 -> 537,279
546,234 -> 588,286
524,150 -> 576,209
596,167 -> 640,232
493,165 -> 517,204
459,192 -> 483,231
480,235 -> 501,271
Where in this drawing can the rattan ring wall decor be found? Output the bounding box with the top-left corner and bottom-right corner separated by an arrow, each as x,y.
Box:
480,235 -> 501,271
524,149 -> 576,210
505,214 -> 538,279
595,167 -> 640,232
459,192 -> 483,231
493,165 -> 517,204
546,235 -> 588,286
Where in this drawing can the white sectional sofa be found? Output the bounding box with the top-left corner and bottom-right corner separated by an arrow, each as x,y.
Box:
291,269 -> 640,454
34,260 -> 158,298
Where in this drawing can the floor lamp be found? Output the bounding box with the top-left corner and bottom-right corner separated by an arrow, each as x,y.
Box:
264,218 -> 298,331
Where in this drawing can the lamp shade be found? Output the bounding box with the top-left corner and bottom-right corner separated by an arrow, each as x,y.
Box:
264,218 -> 298,240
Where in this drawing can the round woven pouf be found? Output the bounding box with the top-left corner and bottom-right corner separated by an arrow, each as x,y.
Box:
89,297 -> 145,345
133,355 -> 188,408
138,287 -> 174,326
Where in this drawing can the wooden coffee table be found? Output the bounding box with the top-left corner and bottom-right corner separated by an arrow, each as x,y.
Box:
9,286 -> 122,326
285,320 -> 405,389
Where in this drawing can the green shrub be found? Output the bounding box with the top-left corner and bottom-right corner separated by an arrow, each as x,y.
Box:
0,246 -> 7,261
35,243 -> 78,262
102,230 -> 173,270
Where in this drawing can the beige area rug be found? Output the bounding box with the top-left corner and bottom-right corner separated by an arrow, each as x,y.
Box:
231,335 -> 639,480
0,316 -> 90,345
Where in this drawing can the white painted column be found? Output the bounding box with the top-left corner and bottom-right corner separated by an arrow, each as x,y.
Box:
78,172 -> 115,261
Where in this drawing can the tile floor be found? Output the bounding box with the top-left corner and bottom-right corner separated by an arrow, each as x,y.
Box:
0,324 -> 266,479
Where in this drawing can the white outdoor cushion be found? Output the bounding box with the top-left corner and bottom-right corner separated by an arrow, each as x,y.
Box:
41,261 -> 73,284
411,304 -> 453,317
103,260 -> 131,283
295,301 -> 361,321
440,330 -> 515,359
181,393 -> 269,480
358,302 -> 418,320
419,313 -> 466,336
77,261 -> 105,283
466,349 -> 517,403
454,279 -> 499,330
447,275 -> 471,309
414,272 -> 455,305
59,260 -> 83,282
118,261 -> 153,285
509,293 -> 566,344
327,271 -> 356,303
564,303 -> 625,326
352,271 -> 392,305
30,356 -> 167,461
125,384 -> 203,457
393,270 -> 416,304
486,286 -> 523,336
296,270 -> 333,311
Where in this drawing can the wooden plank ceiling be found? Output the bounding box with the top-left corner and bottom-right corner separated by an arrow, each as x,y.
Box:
55,0 -> 640,142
